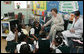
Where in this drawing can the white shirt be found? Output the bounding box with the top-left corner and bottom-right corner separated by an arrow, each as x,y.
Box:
30,28 -> 35,34
50,42 -> 63,53
16,42 -> 34,53
6,31 -> 15,41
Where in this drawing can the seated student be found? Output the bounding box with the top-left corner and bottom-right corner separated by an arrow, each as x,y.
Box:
6,27 -> 18,53
20,44 -> 33,53
35,31 -> 50,53
15,34 -> 34,53
50,35 -> 70,53
29,21 -> 41,41
18,24 -> 34,44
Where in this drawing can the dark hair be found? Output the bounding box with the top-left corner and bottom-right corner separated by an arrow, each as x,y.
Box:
39,31 -> 46,38
19,33 -> 27,42
34,21 -> 39,25
55,36 -> 63,44
31,21 -> 39,28
74,11 -> 80,16
20,44 -> 31,53
51,8 -> 58,14
11,26 -> 16,33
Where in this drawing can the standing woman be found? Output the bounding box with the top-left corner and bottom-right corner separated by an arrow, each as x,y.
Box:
42,8 -> 64,41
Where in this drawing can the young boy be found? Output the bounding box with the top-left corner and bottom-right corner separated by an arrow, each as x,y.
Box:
15,34 -> 34,53
29,21 -> 41,41
35,31 -> 50,53
50,35 -> 70,53
6,27 -> 18,53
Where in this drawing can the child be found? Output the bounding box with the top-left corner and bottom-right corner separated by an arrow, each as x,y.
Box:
29,21 -> 41,41
6,27 -> 18,53
50,35 -> 70,53
15,34 -> 34,53
35,31 -> 50,53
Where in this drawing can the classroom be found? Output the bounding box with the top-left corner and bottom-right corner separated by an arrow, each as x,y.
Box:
1,1 -> 83,53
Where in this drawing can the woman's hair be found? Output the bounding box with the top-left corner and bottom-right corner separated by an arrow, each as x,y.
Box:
20,44 -> 32,53
74,11 -> 80,16
51,8 -> 58,14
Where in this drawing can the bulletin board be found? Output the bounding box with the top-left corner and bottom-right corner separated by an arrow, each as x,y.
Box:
33,1 -> 46,11
32,1 -> 47,15
47,1 -> 83,15
59,1 -> 79,13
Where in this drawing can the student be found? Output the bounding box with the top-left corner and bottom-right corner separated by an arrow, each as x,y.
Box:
35,31 -> 50,53
29,21 -> 41,41
15,34 -> 34,53
61,11 -> 83,46
6,27 -> 18,53
20,24 -> 34,44
50,35 -> 70,53
20,44 -> 33,53
42,8 -> 64,42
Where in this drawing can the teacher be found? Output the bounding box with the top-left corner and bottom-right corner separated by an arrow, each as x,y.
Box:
42,8 -> 64,41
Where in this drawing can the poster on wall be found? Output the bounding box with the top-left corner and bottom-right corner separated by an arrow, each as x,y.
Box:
59,1 -> 79,13
33,1 -> 46,11
3,1 -> 11,4
1,22 -> 10,36
14,1 -> 27,9
32,1 -> 46,15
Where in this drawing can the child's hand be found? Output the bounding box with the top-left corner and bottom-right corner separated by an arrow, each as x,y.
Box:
46,36 -> 50,39
41,26 -> 45,30
36,38 -> 38,40
31,38 -> 34,41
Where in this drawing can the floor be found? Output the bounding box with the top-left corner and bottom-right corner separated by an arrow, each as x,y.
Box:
1,37 -> 8,53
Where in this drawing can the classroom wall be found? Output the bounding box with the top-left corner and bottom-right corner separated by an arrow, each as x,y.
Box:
1,1 -> 83,24
47,1 -> 83,15
1,1 -> 33,24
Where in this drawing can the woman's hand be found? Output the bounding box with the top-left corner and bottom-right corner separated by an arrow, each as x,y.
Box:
70,28 -> 75,33
46,36 -> 50,39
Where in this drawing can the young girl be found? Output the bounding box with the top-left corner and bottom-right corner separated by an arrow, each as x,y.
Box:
29,21 -> 41,41
50,35 -> 70,53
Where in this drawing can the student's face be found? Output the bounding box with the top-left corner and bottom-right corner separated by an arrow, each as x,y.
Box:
22,25 -> 26,29
36,24 -> 39,27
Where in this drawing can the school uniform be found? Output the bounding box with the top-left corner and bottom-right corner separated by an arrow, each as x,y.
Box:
50,42 -> 70,53
16,42 -> 34,53
6,31 -> 18,53
36,38 -> 50,53
29,24 -> 41,40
